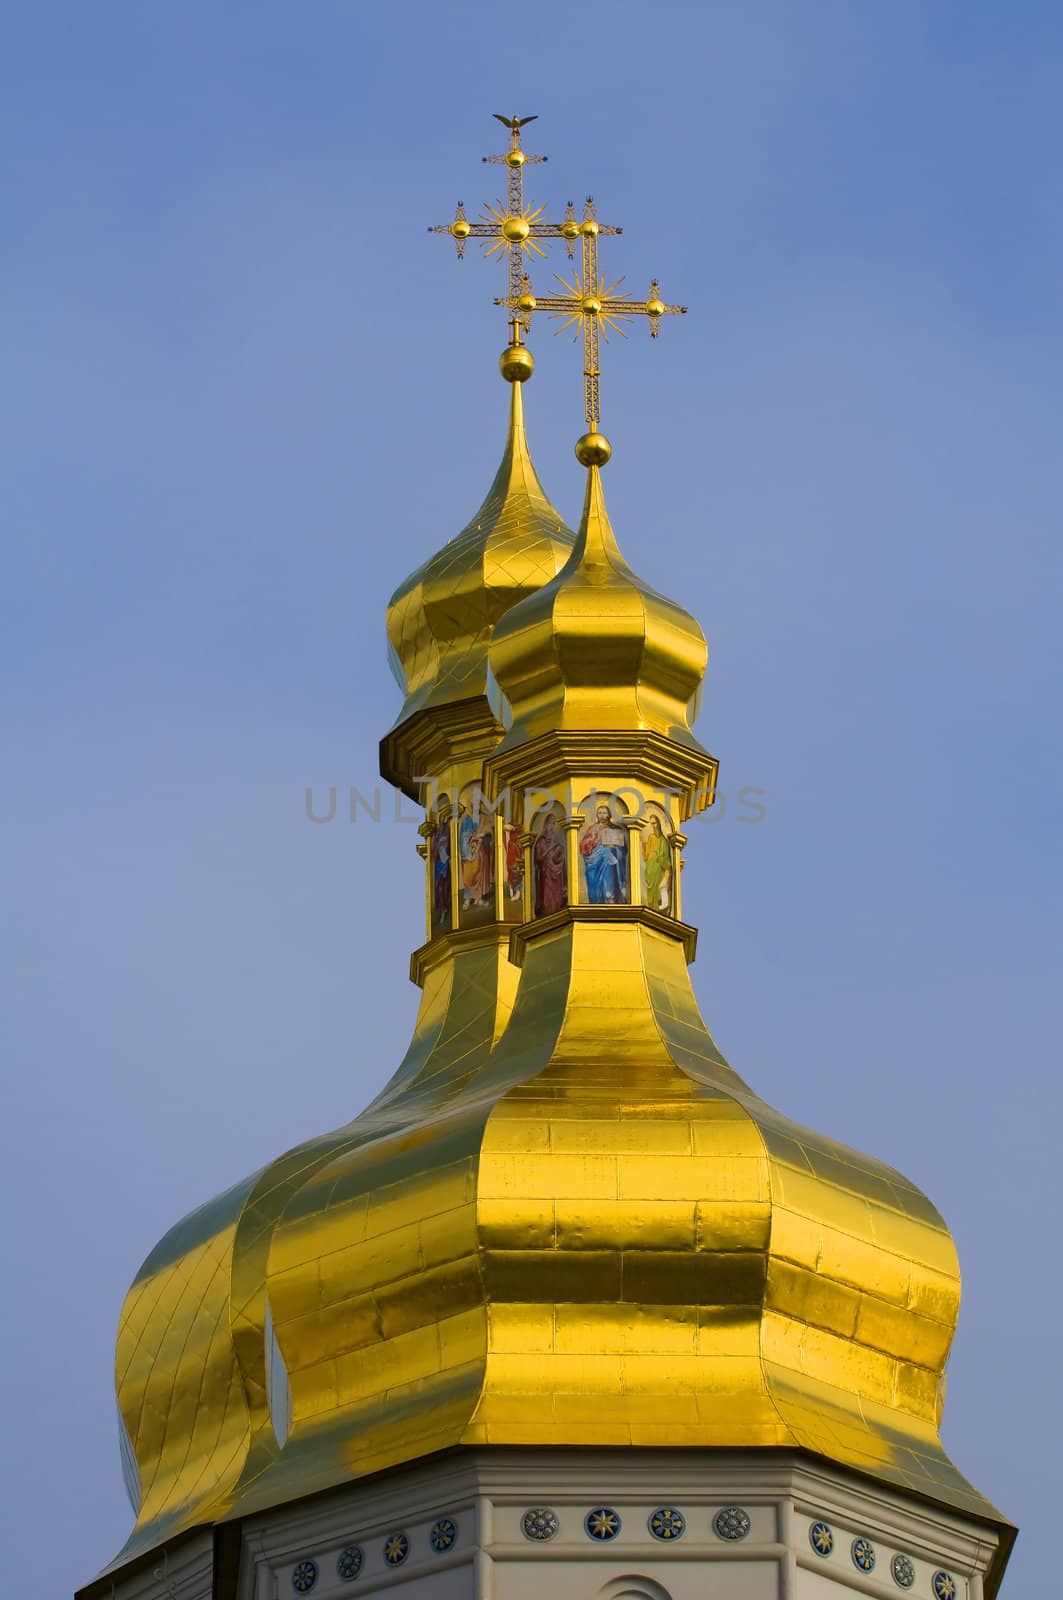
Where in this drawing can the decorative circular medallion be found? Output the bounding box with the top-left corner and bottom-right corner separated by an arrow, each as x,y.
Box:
933,1574 -> 957,1600
810,1521 -> 834,1557
336,1547 -> 363,1583
852,1538 -> 876,1574
891,1554 -> 915,1589
585,1507 -> 621,1542
521,1508 -> 559,1542
383,1534 -> 409,1567
649,1507 -> 686,1541
336,1542 -> 365,1580
713,1506 -> 751,1542
430,1518 -> 457,1554
291,1561 -> 318,1594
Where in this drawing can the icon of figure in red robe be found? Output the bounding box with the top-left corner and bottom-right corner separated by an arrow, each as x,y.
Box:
503,822 -> 523,903
533,811 -> 567,916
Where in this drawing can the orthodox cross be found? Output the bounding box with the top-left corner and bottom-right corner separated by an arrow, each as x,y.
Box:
429,115 -> 606,311
496,195 -> 686,434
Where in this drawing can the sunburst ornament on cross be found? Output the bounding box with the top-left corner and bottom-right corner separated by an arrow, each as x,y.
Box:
428,115 -> 615,312
496,195 -> 686,459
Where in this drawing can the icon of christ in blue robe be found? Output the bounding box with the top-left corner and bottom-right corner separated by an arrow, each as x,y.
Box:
579,804 -> 629,904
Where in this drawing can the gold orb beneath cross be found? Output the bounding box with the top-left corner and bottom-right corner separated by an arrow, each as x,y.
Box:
500,343 -> 535,383
501,217 -> 530,243
575,431 -> 612,466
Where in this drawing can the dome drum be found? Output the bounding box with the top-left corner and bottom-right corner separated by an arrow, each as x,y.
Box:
410,764 -> 711,960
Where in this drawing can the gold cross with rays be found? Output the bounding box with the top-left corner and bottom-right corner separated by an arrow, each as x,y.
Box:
429,115 -> 614,311
496,196 -> 686,433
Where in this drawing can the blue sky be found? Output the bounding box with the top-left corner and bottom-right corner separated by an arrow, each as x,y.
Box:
3,4 -> 1060,1594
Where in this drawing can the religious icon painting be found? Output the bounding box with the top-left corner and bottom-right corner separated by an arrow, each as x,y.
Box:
577,793 -> 631,906
502,820 -> 524,922
457,787 -> 497,927
640,801 -> 674,915
429,813 -> 452,937
530,801 -> 567,918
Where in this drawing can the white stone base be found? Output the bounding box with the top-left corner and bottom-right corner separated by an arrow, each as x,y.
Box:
89,1451 -> 1003,1600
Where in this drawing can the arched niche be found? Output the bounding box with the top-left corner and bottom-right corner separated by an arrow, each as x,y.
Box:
596,1577 -> 673,1600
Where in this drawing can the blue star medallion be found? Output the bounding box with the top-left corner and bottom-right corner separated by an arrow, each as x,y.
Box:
585,1507 -> 621,1542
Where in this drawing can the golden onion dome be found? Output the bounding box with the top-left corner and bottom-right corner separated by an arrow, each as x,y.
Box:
381,351 -> 574,797
107,916 -> 1006,1574
489,458 -> 709,751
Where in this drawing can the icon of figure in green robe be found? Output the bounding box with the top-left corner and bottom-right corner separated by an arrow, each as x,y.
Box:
641,810 -> 672,913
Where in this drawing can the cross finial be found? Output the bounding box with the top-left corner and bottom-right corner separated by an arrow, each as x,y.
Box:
428,116 -> 601,316
495,194 -> 686,447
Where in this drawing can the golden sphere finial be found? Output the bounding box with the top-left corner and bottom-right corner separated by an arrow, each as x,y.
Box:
501,216 -> 530,243
575,431 -> 611,467
500,342 -> 535,383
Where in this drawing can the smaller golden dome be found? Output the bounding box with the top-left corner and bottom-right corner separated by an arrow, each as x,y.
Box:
490,459 -> 708,749
382,373 -> 574,796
